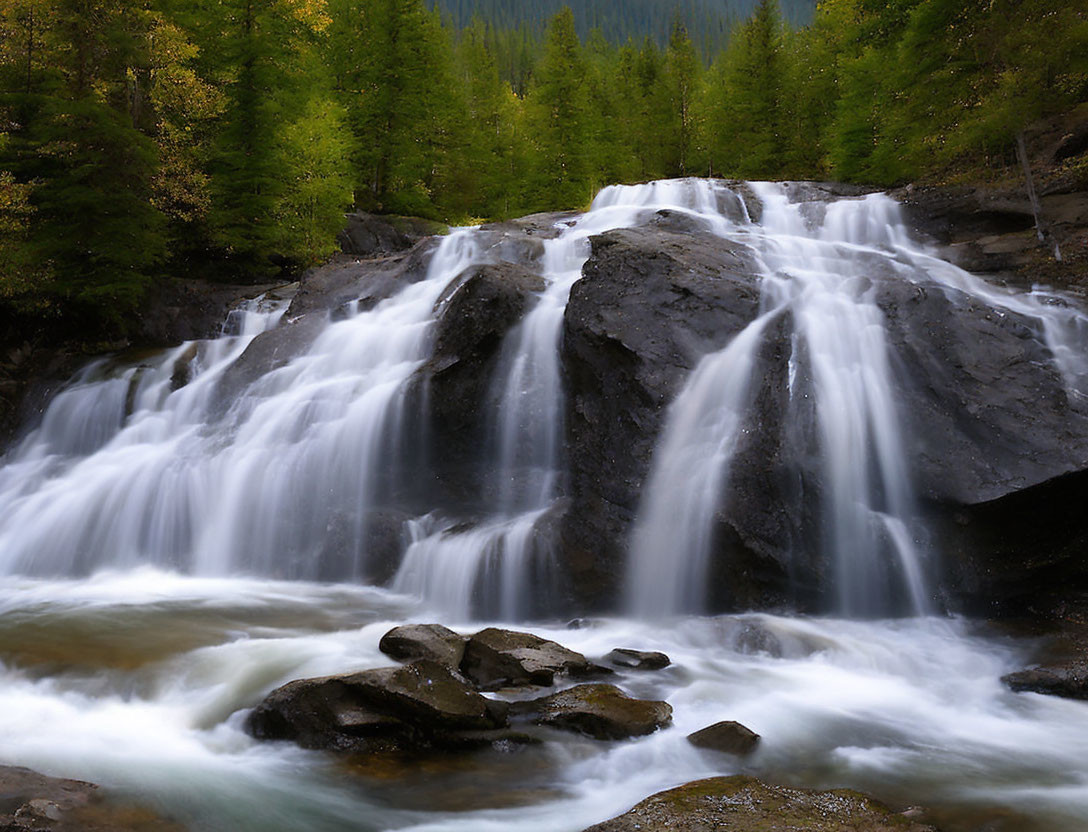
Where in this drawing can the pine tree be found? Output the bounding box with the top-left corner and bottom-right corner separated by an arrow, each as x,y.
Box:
704,0 -> 786,178
529,6 -> 593,210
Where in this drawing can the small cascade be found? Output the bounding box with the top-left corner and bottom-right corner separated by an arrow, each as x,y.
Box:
0,232 -> 481,579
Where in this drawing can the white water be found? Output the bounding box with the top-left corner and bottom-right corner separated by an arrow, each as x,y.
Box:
0,574 -> 1086,831
2,179 -> 1088,830
394,179 -> 762,619
627,181 -> 1088,618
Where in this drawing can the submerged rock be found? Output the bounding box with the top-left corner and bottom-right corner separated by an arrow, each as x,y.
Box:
581,775 -> 936,832
606,648 -> 671,670
460,627 -> 599,690
246,659 -> 504,753
510,683 -> 672,740
0,765 -> 182,832
687,720 -> 760,755
379,624 -> 467,670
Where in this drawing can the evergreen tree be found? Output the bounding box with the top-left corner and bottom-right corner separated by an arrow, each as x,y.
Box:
529,6 -> 593,210
661,19 -> 700,174
704,0 -> 786,178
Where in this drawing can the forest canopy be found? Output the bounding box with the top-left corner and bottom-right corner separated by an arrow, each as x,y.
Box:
1,0 -> 1085,331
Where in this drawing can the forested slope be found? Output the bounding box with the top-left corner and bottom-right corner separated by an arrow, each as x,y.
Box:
0,0 -> 1084,337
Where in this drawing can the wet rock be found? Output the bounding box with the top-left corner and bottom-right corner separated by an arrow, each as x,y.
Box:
0,765 -> 181,832
338,213 -> 445,258
581,775 -> 936,831
246,659 -> 503,753
606,648 -> 671,670
687,720 -> 761,755
419,263 -> 546,503
510,683 -> 672,740
379,624 -> 467,670
560,225 -> 792,611
1002,663 -> 1088,700
459,627 -> 597,690
287,242 -> 438,319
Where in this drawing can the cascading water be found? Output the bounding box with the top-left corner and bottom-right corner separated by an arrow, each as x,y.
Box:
627,181 -> 1088,618
1,179 -> 1088,832
394,179 -> 758,619
0,232 -> 481,579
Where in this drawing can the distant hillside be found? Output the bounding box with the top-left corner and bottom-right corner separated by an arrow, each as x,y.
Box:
433,0 -> 816,55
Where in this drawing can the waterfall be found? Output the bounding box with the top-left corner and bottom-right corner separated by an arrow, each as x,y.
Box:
0,232 -> 480,580
393,179 -> 750,618
3,178 -> 1086,621
626,181 -> 1088,618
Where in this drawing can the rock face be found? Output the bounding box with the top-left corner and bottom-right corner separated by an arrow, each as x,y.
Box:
606,649 -> 671,670
510,683 -> 672,740
581,775 -> 936,832
245,659 -> 503,753
418,263 -> 546,501
561,226 -> 794,610
460,627 -> 598,690
687,720 -> 760,755
379,624 -> 467,670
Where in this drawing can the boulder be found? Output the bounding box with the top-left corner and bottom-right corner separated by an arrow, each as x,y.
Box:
687,720 -> 760,755
606,649 -> 671,670
460,627 -> 597,690
246,659 -> 503,753
510,683 -> 672,740
418,263 -> 546,504
580,775 -> 935,832
287,242 -> 438,319
379,624 -> 467,670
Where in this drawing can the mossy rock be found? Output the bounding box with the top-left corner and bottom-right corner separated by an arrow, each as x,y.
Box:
581,775 -> 937,831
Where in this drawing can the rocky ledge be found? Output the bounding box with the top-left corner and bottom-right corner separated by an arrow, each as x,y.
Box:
581,775 -> 936,832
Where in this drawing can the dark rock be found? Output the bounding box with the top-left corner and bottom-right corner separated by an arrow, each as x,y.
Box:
687,720 -> 760,755
606,649 -> 671,670
1003,663 -> 1088,700
338,213 -> 445,258
246,659 -> 503,753
380,624 -> 467,670
560,226 -> 792,611
935,470 -> 1088,618
580,775 -> 936,832
510,683 -> 672,740
419,263 -> 545,504
287,242 -> 439,319
460,627 -> 596,690
878,280 -> 1088,508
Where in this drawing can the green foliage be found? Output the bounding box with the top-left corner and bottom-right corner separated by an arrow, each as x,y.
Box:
274,97 -> 354,265
703,0 -> 786,178
528,7 -> 594,210
0,0 -> 1085,332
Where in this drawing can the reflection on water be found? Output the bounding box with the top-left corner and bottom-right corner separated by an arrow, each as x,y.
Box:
0,572 -> 1085,832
